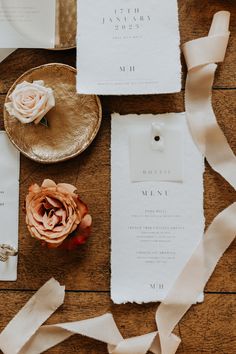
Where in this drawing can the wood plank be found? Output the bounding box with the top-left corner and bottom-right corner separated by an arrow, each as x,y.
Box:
0,49 -> 76,94
0,0 -> 235,94
0,90 -> 236,292
178,294 -> 236,354
0,3 -> 235,354
0,90 -> 235,292
0,292 -> 234,354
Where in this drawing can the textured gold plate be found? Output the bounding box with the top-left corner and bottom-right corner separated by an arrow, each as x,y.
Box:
4,64 -> 102,164
54,0 -> 76,50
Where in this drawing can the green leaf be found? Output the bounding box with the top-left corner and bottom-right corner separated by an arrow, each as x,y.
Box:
40,116 -> 49,127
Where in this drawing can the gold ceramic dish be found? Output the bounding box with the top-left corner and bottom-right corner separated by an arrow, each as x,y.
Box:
4,63 -> 102,164
54,0 -> 76,50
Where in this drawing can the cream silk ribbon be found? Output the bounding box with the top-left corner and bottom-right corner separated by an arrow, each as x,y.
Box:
0,10 -> 235,354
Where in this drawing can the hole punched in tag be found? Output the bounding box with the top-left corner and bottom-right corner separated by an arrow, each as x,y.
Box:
129,115 -> 184,183
151,122 -> 164,151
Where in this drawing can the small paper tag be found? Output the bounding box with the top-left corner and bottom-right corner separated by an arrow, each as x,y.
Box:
129,123 -> 183,182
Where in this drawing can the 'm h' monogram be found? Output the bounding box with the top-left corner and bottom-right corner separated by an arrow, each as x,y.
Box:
150,283 -> 164,289
120,66 -> 135,72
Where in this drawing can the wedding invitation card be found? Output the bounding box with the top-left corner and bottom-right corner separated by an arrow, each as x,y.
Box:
0,132 -> 20,281
111,113 -> 204,303
0,0 -> 56,48
77,0 -> 181,95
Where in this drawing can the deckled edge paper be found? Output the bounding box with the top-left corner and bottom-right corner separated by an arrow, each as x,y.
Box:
0,12 -> 233,354
0,132 -> 20,281
77,0 -> 181,95
111,113 -> 205,304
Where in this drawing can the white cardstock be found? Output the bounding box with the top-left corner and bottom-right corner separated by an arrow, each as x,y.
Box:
0,0 -> 56,48
129,121 -> 183,182
111,113 -> 205,304
77,0 -> 181,95
0,132 -> 20,281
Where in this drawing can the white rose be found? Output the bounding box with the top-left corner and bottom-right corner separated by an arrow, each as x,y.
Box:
5,80 -> 55,124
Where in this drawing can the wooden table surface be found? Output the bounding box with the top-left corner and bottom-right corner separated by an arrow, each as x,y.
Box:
0,1 -> 235,353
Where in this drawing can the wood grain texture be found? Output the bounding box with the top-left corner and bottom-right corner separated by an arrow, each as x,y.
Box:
0,1 -> 235,353
0,292 -> 234,354
0,0 -> 235,95
0,91 -> 235,292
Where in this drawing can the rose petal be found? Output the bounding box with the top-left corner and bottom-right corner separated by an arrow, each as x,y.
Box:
42,179 -> 57,189
32,205 -> 44,223
57,183 -> 77,195
76,197 -> 88,219
80,214 -> 92,230
45,196 -> 63,208
55,209 -> 67,225
33,80 -> 45,87
28,183 -> 41,194
6,81 -> 55,124
26,178 -> 91,249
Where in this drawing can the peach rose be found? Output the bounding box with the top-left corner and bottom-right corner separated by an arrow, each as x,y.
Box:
25,179 -> 92,250
5,80 -> 55,124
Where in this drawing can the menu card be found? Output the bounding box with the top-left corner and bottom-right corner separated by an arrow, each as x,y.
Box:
0,132 -> 20,281
0,0 -> 56,48
77,0 -> 181,95
111,113 -> 204,303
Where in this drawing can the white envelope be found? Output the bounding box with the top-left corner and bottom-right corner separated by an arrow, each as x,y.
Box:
0,132 -> 20,281
0,0 -> 56,48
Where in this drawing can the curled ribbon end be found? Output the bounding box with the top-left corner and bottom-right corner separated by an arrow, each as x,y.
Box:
209,11 -> 230,36
46,277 -> 66,308
182,10 -> 231,71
